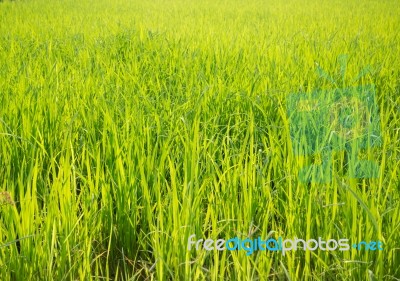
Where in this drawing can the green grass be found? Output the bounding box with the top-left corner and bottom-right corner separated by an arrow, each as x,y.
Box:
0,0 -> 399,280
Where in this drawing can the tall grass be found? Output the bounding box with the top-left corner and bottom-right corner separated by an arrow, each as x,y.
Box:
0,0 -> 399,280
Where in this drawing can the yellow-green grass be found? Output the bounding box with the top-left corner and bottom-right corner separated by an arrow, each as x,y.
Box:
0,0 -> 399,280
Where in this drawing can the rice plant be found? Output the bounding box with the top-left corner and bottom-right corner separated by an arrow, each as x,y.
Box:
0,0 -> 399,280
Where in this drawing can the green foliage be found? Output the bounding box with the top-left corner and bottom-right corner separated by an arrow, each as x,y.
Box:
0,0 -> 399,280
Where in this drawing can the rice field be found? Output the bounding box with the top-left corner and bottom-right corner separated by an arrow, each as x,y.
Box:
0,0 -> 399,280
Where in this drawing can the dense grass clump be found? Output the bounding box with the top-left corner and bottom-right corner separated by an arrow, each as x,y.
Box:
0,0 -> 399,280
